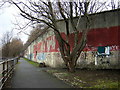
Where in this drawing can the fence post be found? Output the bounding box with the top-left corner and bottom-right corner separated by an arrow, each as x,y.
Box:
16,58 -> 18,64
6,61 -> 8,78
12,60 -> 15,75
2,62 -> 5,84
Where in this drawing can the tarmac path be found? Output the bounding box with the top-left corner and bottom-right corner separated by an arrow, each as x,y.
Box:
11,59 -> 71,88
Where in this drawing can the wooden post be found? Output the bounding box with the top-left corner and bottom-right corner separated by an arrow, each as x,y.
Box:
2,62 -> 5,84
6,61 -> 8,78
17,58 -> 18,64
12,60 -> 14,75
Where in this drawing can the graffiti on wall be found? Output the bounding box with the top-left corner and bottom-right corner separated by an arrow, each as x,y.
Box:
37,53 -> 46,60
110,45 -> 119,51
27,53 -> 33,60
83,45 -> 119,51
46,36 -> 56,52
33,26 -> 119,55
33,36 -> 58,53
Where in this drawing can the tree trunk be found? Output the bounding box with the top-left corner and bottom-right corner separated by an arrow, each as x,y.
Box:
67,61 -> 76,73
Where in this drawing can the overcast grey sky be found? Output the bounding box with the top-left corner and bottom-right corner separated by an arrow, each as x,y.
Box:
0,5 -> 31,46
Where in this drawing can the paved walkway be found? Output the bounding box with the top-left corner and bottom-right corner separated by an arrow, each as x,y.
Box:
11,59 -> 71,88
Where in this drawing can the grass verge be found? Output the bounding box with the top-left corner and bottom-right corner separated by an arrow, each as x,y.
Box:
45,69 -> 119,89
90,80 -> 119,88
23,58 -> 39,67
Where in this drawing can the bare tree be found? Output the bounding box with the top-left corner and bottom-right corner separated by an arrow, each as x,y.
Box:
1,0 -> 119,72
1,31 -> 13,58
9,38 -> 23,57
1,31 -> 23,58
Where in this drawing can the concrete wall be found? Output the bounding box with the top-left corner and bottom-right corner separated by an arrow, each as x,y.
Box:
25,9 -> 120,69
57,9 -> 120,33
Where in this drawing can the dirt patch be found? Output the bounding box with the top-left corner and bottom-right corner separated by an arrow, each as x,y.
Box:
45,68 -> 120,88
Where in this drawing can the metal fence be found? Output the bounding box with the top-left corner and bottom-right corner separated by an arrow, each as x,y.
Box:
0,57 -> 19,89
